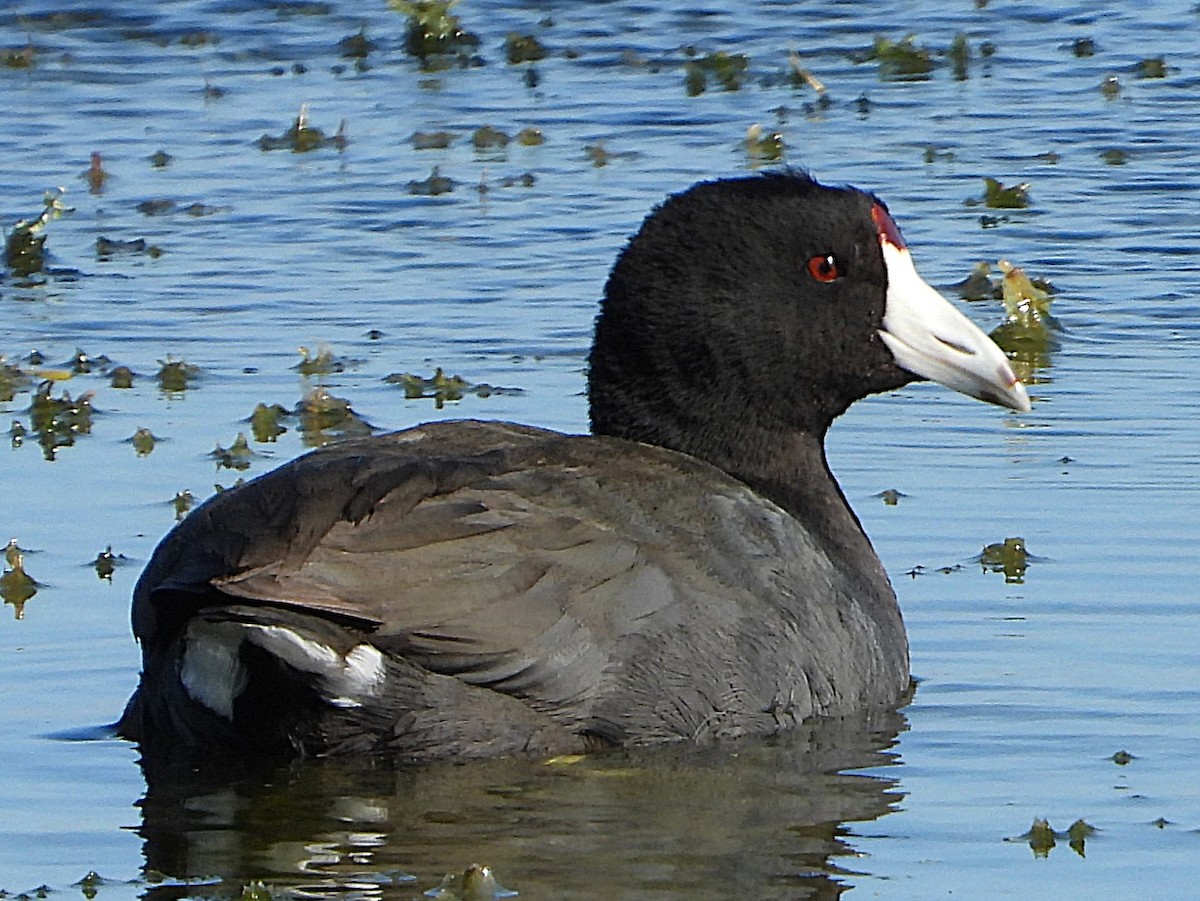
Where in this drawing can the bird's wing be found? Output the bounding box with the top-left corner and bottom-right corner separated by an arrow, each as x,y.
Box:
134,421 -> 721,719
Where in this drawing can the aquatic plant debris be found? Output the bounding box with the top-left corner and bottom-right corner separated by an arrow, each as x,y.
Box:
787,49 -> 826,95
110,366 -> 135,388
976,536 -> 1030,584
3,40 -> 34,68
250,402 -> 290,442
294,345 -> 353,375
505,32 -> 547,64
854,34 -> 934,79
137,199 -> 176,216
516,127 -> 543,146
93,546 -> 127,580
130,428 -> 158,456
390,0 -> 481,62
1007,818 -> 1097,859
26,381 -> 94,460
472,125 -> 510,155
948,32 -> 971,80
989,259 -> 1059,376
83,152 -> 108,194
384,368 -> 523,409
1,545 -> 39,618
744,124 -> 785,164
210,433 -> 256,471
408,167 -> 456,195
478,172 -> 536,194
997,260 -> 1054,325
96,236 -> 160,258
955,261 -> 994,300
238,881 -> 272,901
412,130 -> 454,149
297,387 -> 373,443
156,358 -> 199,393
1136,56 -> 1167,78
338,27 -> 376,59
257,105 -> 347,152
424,863 -> 518,900
684,50 -> 750,95
0,355 -> 32,402
981,177 -> 1030,209
68,348 -> 112,375
5,187 -> 70,277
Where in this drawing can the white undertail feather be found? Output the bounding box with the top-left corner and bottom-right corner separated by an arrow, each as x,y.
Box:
179,620 -> 249,719
180,620 -> 386,719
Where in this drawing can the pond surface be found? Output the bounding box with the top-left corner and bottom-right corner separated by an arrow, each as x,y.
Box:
1,0 -> 1199,898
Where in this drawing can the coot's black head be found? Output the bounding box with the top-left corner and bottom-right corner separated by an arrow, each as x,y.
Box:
588,172 -> 1027,457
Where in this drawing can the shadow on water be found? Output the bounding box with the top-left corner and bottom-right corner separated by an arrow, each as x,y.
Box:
132,708 -> 907,900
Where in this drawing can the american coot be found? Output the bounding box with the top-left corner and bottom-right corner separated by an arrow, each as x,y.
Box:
118,173 -> 1029,762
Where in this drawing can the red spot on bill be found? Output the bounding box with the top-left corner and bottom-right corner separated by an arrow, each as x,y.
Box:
871,203 -> 906,250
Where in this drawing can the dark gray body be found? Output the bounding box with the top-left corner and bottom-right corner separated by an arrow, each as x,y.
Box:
120,420 -> 908,761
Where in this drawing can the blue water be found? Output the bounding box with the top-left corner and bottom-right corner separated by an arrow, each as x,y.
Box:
1,0 -> 1198,897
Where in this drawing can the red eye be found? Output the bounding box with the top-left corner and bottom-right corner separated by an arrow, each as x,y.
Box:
807,254 -> 843,283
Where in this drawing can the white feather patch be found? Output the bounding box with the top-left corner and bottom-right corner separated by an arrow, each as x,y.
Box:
243,625 -> 386,708
180,620 -> 386,715
180,620 -> 249,719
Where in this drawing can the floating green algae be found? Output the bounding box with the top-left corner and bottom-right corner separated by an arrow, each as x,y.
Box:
172,489 -> 195,520
1135,56 -> 1167,78
93,546 -> 126,581
0,355 -> 32,402
82,151 -> 108,194
5,187 -> 70,277
27,381 -> 94,460
976,536 -> 1031,584
855,33 -> 934,79
257,106 -> 347,152
981,177 -> 1031,209
684,50 -> 749,95
130,427 -> 159,456
155,357 -> 200,393
338,27 -> 376,59
1007,817 -> 1097,859
249,402 -> 290,443
744,124 -> 785,164
989,259 -> 1060,379
1,543 -> 39,618
407,166 -> 456,195
297,387 -> 373,444
505,32 -> 547,64
109,366 -> 135,389
412,129 -> 455,149
384,367 -> 523,409
294,345 -> 351,375
424,863 -> 517,901
948,32 -> 971,80
390,0 -> 480,62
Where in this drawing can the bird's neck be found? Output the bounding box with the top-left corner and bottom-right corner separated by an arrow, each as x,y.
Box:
593,396 -> 884,587
695,424 -> 881,575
